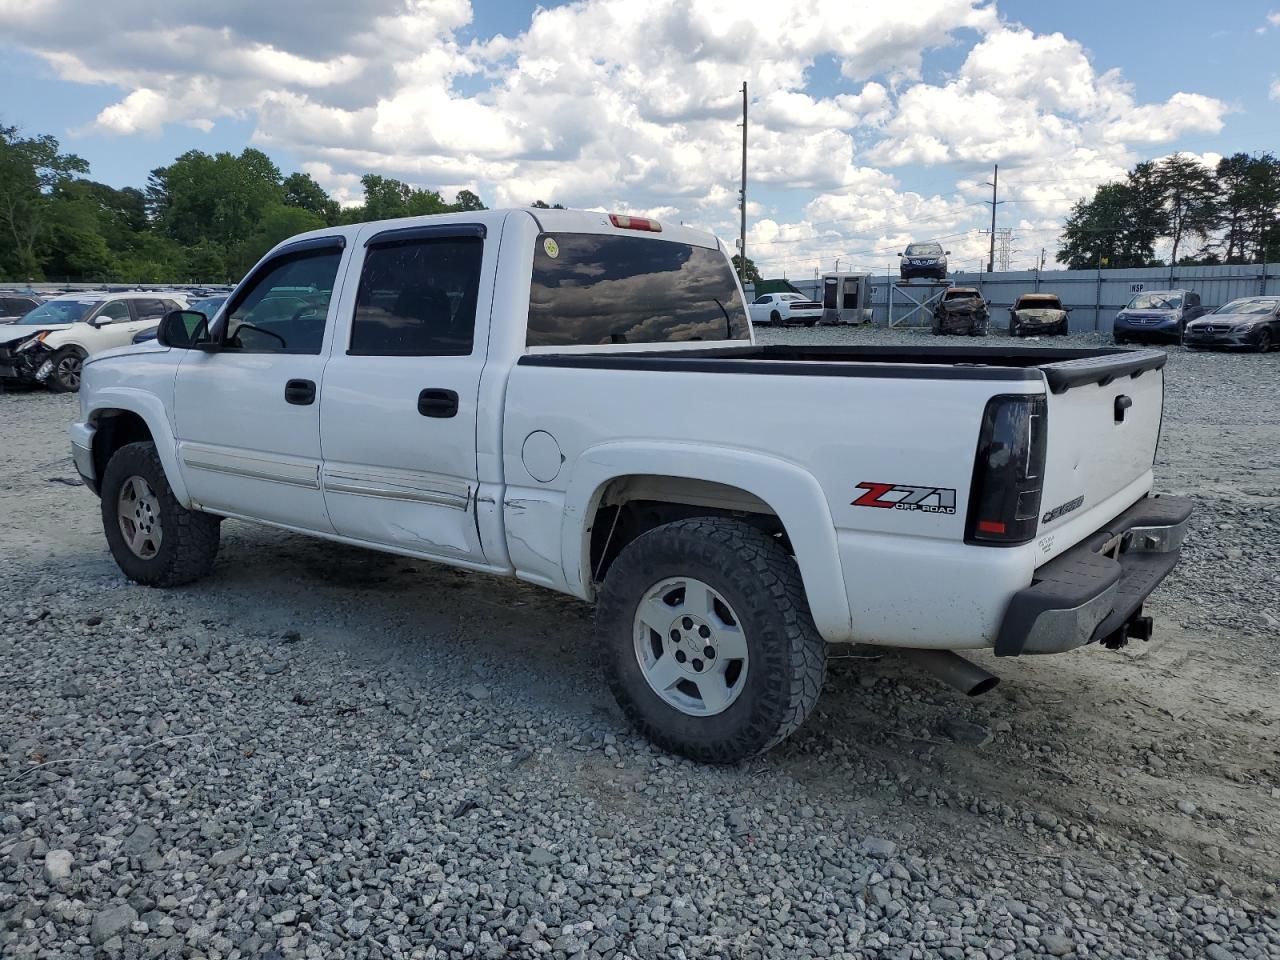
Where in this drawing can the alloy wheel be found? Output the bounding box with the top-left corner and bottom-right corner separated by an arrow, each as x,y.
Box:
633,576 -> 749,717
117,475 -> 163,559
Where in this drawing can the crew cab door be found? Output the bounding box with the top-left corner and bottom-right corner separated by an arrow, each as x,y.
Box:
318,222 -> 492,562
172,237 -> 346,531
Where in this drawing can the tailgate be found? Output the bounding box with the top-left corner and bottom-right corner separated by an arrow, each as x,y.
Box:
1036,350 -> 1166,548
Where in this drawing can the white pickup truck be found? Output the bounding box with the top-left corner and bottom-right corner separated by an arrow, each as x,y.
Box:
70,208 -> 1191,761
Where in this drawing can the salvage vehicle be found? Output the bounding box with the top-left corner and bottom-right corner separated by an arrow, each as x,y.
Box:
931,287 -> 989,336
1183,296 -> 1280,352
0,294 -> 44,324
748,292 -> 821,326
1112,290 -> 1207,345
0,292 -> 186,391
1009,293 -> 1070,337
70,208 -> 1191,762
898,242 -> 949,282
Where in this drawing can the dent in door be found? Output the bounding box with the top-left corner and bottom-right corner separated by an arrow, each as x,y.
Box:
320,463 -> 477,556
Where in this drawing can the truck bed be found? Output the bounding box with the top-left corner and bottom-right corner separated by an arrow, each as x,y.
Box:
521,344 -> 1167,393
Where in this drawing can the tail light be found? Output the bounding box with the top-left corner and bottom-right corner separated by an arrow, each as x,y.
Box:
965,395 -> 1047,545
609,213 -> 662,232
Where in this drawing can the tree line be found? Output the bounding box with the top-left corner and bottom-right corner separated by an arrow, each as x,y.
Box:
1057,152 -> 1280,270
0,125 -> 569,284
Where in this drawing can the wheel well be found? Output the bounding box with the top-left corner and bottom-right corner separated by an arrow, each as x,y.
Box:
588,475 -> 790,585
92,410 -> 153,485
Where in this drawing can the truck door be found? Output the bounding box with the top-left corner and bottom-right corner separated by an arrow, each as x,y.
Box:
318,223 -> 492,562
172,237 -> 345,531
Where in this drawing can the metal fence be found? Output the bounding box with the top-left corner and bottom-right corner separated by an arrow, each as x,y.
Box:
750,263 -> 1279,332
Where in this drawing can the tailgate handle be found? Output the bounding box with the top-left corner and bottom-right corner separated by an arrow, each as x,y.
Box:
1114,394 -> 1133,423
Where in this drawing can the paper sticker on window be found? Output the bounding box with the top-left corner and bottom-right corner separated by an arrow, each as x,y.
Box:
543,237 -> 559,259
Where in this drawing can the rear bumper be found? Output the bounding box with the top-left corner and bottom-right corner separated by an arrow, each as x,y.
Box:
781,311 -> 822,325
994,494 -> 1193,656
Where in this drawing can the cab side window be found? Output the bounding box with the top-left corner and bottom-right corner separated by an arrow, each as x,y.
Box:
349,237 -> 483,357
753,295 -> 771,304
223,248 -> 342,354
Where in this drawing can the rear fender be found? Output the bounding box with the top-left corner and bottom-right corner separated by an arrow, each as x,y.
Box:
562,441 -> 853,642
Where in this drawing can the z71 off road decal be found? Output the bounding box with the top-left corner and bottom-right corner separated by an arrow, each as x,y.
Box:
852,482 -> 957,515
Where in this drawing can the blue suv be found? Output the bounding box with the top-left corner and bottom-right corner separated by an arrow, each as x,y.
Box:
1112,289 -> 1206,344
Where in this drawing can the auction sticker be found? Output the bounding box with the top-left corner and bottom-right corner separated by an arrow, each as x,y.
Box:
543,237 -> 559,259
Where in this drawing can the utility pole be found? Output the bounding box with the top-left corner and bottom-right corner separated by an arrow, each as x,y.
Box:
983,164 -> 1003,273
738,81 -> 747,286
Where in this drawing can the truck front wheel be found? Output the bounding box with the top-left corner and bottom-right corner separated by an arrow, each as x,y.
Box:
101,441 -> 220,586
597,517 -> 826,762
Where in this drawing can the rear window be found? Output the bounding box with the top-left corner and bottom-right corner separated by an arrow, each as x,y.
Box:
527,233 -> 749,347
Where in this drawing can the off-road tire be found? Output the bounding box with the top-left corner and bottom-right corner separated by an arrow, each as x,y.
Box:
598,517 -> 826,762
47,347 -> 86,393
101,441 -> 220,586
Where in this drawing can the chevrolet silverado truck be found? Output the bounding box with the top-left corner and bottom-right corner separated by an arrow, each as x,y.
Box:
69,208 -> 1192,762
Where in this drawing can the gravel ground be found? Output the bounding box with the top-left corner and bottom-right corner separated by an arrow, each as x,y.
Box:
2,327 -> 1278,960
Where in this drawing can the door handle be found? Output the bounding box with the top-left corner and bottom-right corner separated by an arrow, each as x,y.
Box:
418,388 -> 459,418
285,379 -> 316,405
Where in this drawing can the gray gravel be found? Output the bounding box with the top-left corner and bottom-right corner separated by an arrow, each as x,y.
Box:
2,327 -> 1279,959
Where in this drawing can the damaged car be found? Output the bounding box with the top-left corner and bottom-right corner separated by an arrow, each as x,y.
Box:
931,287 -> 990,336
1008,293 -> 1070,337
0,292 -> 185,391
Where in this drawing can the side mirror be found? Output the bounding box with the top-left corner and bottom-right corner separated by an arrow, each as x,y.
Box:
897,252 -> 904,257
156,309 -> 210,349
944,250 -> 952,256
1064,307 -> 1073,314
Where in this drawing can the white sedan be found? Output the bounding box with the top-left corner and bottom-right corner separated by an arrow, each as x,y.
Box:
748,292 -> 822,326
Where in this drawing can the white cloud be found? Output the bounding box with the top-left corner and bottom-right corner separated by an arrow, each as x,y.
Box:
1271,78 -> 1280,101
0,1 -> 1238,274
1260,11 -> 1280,32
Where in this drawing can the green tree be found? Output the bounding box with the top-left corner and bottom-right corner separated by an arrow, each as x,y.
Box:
0,125 -> 89,278
731,253 -> 761,283
146,148 -> 284,246
283,171 -> 340,223
228,203 -> 325,277
530,200 -> 565,209
1156,153 -> 1219,266
453,188 -> 486,211
1058,183 -> 1144,269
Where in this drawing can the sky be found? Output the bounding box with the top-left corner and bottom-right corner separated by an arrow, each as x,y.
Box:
1,0 -> 1277,276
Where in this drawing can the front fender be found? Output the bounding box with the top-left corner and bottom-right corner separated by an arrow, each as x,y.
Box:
83,387 -> 189,506
561,441 -> 854,643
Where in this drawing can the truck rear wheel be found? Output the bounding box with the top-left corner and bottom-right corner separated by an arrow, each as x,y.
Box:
101,441 -> 220,587
597,517 -> 826,762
